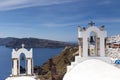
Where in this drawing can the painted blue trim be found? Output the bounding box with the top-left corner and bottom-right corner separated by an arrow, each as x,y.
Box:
115,60 -> 120,64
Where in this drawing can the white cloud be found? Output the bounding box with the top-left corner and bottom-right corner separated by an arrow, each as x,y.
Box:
0,0 -> 77,11
98,0 -> 112,5
39,23 -> 77,27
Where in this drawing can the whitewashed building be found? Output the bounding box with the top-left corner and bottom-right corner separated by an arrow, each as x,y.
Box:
107,34 -> 120,48
6,44 -> 38,80
63,22 -> 120,80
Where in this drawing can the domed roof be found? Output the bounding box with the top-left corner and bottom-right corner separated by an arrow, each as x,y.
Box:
63,59 -> 120,80
13,76 -> 36,80
6,76 -> 36,80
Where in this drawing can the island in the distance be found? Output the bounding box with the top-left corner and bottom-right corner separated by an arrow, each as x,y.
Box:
0,37 -> 76,48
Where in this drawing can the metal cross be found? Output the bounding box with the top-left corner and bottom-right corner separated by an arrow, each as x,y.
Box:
89,21 -> 95,26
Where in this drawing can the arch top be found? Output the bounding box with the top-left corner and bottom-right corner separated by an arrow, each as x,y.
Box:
79,26 -> 105,33
78,23 -> 107,38
12,45 -> 33,59
86,26 -> 105,37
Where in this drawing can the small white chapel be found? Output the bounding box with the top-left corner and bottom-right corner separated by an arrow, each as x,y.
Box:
63,22 -> 120,80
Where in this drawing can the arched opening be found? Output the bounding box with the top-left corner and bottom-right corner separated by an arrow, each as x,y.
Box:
88,31 -> 99,57
19,53 -> 26,75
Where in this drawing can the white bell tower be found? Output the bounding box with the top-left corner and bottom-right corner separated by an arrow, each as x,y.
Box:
66,22 -> 111,73
78,21 -> 107,57
5,44 -> 39,80
11,44 -> 33,76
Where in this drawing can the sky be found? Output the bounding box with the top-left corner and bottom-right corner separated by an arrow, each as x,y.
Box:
0,0 -> 119,42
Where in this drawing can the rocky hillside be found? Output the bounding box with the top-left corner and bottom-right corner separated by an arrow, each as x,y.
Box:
34,46 -> 78,80
0,37 -> 75,48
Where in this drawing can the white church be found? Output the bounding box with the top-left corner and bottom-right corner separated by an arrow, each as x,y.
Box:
63,22 -> 120,80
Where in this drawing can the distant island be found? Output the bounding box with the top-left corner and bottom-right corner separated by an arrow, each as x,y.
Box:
0,37 -> 75,48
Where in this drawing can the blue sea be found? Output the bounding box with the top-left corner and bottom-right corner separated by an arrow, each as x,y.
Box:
0,46 -> 63,80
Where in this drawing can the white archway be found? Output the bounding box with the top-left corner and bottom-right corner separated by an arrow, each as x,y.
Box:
65,22 -> 112,74
78,23 -> 107,57
11,44 -> 33,76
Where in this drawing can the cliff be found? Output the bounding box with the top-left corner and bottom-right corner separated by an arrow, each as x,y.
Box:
34,46 -> 78,80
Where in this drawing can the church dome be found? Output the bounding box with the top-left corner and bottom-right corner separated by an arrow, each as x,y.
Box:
6,76 -> 36,80
13,76 -> 36,80
63,59 -> 120,80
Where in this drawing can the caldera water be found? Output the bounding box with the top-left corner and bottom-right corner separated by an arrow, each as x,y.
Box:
0,46 -> 63,80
